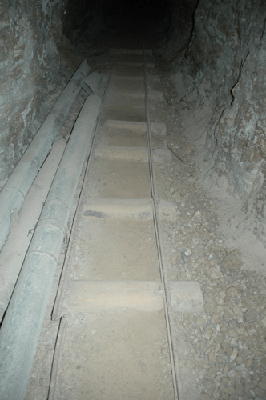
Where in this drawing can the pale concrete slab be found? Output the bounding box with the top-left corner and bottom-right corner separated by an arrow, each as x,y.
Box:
104,119 -> 166,135
95,146 -> 170,164
110,90 -> 163,101
112,74 -> 159,82
115,61 -> 155,68
63,281 -> 163,312
97,126 -> 147,147
65,217 -> 160,281
48,310 -> 175,400
83,198 -> 153,219
170,281 -> 204,313
95,145 -> 149,161
153,148 -> 171,163
109,48 -> 152,55
158,199 -> 176,221
85,159 -> 151,198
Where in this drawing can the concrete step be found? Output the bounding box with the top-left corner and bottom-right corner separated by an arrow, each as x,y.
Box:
104,119 -> 166,135
63,280 -> 204,314
170,281 -> 204,313
115,61 -> 155,68
63,281 -> 204,313
158,199 -> 176,221
83,198 -> 153,219
94,145 -> 171,163
114,89 -> 163,101
109,48 -> 153,56
112,74 -> 160,82
97,126 -> 147,147
63,280 -> 163,312
82,198 -> 176,222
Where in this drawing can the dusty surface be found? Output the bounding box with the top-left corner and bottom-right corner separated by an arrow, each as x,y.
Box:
25,33 -> 266,400
152,74 -> 266,399
167,0 -> 266,253
26,48 -> 176,399
48,310 -> 173,400
1,1 -> 264,398
64,217 -> 159,281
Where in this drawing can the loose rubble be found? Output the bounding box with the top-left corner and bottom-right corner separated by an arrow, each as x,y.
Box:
151,73 -> 266,399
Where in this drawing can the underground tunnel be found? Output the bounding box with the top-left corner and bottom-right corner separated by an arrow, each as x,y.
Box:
0,0 -> 266,399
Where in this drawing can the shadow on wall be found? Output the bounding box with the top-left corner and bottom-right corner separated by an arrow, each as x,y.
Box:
102,0 -> 170,32
0,0 -> 63,189
167,0 -> 266,245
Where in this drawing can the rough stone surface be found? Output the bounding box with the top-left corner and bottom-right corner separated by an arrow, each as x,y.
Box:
62,0 -> 104,43
157,0 -> 198,61
1,1 -> 266,399
167,0 -> 266,246
0,0 -> 64,188
150,62 -> 266,400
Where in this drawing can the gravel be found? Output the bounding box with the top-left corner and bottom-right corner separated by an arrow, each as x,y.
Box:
152,71 -> 266,400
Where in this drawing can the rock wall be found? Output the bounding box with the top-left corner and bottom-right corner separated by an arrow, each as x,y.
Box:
158,0 -> 198,60
0,0 -> 64,188
170,0 -> 266,226
62,0 -> 104,42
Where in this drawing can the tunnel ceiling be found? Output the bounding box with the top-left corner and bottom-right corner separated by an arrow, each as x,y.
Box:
63,0 -> 171,38
102,0 -> 169,23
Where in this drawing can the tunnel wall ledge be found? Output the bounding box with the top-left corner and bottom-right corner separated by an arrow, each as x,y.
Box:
164,0 -> 266,247
0,93 -> 102,400
0,59 -> 90,253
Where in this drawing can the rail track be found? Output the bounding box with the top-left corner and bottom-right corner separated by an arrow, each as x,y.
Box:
43,47 -> 181,399
1,40 -> 206,400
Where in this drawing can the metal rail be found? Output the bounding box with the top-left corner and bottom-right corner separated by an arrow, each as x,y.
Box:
47,64 -> 115,400
50,63 -> 115,323
143,46 -> 182,400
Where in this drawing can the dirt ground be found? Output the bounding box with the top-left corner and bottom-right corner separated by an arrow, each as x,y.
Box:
152,70 -> 266,399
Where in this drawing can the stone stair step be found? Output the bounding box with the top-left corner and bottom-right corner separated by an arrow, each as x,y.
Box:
114,89 -> 163,101
82,198 -> 176,221
63,280 -> 204,313
115,61 -> 155,68
94,145 -> 171,163
63,280 -> 163,312
104,119 -> 166,135
170,281 -> 204,313
83,198 -> 153,219
97,127 -> 147,147
94,145 -> 148,161
109,48 -> 153,56
112,74 -> 160,82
